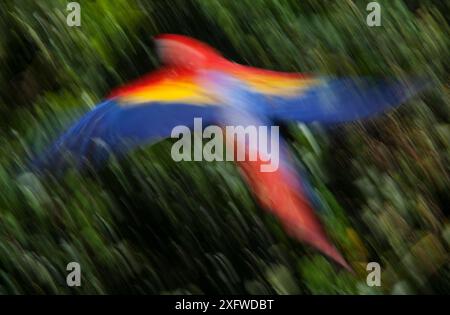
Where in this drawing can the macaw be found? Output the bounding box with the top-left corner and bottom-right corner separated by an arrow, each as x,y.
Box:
33,34 -> 426,270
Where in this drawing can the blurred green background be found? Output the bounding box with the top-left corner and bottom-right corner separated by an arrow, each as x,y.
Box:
0,0 -> 449,294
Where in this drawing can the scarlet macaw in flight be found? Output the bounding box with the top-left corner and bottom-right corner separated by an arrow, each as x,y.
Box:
34,34 -> 426,270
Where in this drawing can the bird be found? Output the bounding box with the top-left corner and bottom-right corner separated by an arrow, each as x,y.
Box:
32,34 -> 427,270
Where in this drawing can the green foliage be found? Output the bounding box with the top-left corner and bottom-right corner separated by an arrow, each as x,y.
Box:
0,0 -> 448,294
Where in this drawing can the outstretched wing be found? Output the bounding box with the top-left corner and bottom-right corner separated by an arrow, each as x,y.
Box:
229,66 -> 426,124
33,68 -> 222,171
267,77 -> 427,124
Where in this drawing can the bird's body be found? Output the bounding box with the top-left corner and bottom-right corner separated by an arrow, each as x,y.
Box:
34,34 -> 426,270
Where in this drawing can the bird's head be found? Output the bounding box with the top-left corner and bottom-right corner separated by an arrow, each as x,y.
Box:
154,34 -> 225,69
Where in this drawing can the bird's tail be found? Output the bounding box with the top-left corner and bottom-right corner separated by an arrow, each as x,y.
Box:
233,142 -> 351,270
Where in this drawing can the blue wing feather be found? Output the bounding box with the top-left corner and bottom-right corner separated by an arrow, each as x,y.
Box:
32,99 -> 220,171
270,77 -> 427,124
